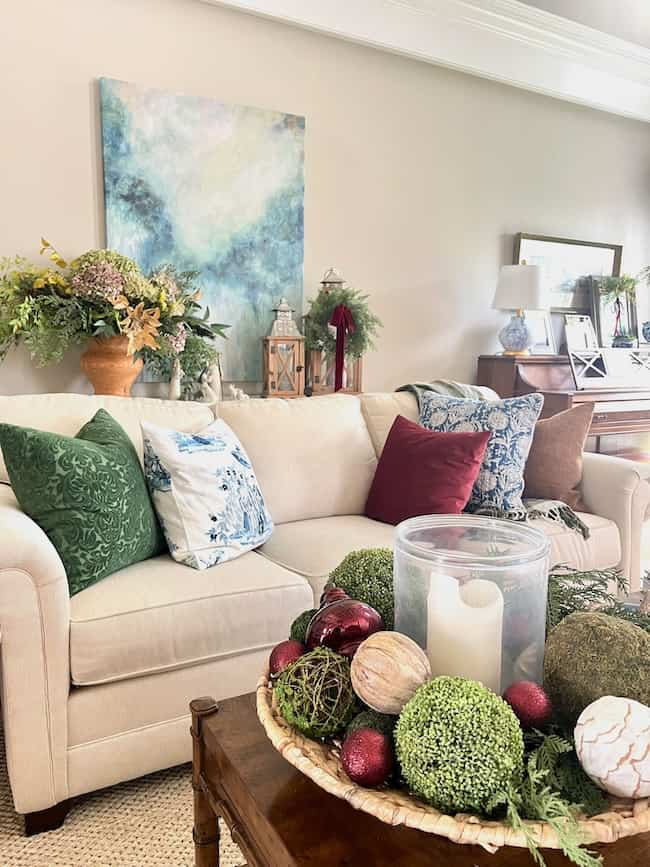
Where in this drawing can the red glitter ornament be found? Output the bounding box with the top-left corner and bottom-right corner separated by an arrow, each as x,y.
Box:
320,586 -> 349,607
306,598 -> 383,657
503,680 -> 553,729
341,727 -> 393,787
269,640 -> 305,677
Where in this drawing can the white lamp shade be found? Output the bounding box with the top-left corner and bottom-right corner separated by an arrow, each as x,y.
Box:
493,264 -> 546,311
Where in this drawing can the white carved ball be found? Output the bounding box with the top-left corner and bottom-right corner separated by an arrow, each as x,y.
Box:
575,695 -> 650,800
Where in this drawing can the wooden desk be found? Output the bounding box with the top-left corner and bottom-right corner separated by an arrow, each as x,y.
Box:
477,354 -> 650,444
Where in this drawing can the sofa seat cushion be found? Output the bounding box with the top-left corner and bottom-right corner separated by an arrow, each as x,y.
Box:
258,512 -> 621,604
69,552 -> 312,686
258,515 -> 398,601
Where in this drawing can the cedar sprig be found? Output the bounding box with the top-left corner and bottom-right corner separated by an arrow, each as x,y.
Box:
488,734 -> 603,867
546,566 -> 650,634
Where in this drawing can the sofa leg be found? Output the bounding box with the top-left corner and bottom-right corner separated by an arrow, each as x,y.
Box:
24,799 -> 73,836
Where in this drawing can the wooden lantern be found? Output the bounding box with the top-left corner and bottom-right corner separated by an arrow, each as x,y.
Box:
262,297 -> 306,398
306,350 -> 362,395
263,337 -> 305,398
304,267 -> 363,395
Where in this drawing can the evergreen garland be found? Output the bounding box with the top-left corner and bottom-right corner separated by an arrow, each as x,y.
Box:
304,285 -> 382,358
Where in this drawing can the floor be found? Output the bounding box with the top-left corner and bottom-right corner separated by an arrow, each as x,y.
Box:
0,729 -> 243,866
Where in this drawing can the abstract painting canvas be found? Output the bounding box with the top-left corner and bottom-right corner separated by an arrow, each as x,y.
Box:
100,78 -> 305,382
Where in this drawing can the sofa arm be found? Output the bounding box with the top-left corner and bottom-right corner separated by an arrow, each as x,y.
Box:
580,452 -> 650,592
0,485 -> 70,814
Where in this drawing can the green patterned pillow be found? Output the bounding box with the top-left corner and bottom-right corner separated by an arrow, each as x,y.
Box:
0,409 -> 164,595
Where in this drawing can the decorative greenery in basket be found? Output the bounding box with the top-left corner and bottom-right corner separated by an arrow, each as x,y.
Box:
264,554 -> 650,867
304,284 -> 382,359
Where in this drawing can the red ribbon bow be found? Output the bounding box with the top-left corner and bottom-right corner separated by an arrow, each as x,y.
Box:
329,304 -> 356,392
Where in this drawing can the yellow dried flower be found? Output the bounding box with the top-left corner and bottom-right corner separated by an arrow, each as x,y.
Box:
120,303 -> 161,354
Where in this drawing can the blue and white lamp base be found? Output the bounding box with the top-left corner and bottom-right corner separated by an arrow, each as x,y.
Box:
498,310 -> 533,355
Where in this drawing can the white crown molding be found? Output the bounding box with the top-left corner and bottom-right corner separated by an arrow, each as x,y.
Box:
200,0 -> 650,123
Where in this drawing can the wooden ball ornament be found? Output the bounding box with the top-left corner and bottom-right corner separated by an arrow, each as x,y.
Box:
351,631 -> 431,715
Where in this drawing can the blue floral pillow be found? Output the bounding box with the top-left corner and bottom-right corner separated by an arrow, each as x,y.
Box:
419,392 -> 544,513
141,418 -> 273,569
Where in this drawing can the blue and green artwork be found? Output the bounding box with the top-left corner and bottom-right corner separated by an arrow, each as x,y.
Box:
99,78 -> 305,382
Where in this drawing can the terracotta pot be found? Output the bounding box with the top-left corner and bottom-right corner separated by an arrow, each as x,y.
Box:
80,335 -> 143,397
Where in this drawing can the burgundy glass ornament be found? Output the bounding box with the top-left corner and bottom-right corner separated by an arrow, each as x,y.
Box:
320,586 -> 350,607
269,640 -> 305,677
306,598 -> 383,657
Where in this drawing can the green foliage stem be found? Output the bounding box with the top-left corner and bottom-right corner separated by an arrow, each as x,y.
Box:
546,566 -> 650,634
489,732 -> 604,867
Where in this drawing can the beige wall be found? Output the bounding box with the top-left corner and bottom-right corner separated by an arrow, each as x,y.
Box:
1,0 -> 649,396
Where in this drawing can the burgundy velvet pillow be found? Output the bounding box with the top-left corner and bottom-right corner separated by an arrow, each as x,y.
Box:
365,415 -> 490,525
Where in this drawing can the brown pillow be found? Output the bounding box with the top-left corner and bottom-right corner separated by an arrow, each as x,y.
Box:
523,404 -> 593,509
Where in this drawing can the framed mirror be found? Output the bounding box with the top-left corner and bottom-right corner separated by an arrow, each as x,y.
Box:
513,233 -> 622,314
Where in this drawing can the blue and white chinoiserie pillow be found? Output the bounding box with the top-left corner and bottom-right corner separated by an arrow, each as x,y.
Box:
418,392 -> 544,513
141,418 -> 273,570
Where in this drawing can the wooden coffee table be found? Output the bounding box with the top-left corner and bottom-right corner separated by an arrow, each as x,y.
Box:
190,693 -> 650,867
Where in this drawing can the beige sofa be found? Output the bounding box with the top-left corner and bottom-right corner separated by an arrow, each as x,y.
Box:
0,391 -> 649,826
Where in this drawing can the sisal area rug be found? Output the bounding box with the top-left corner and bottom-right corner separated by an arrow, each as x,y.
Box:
0,729 -> 243,866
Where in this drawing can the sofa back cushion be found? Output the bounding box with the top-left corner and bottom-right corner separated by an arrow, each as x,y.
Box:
218,395 -> 377,524
359,392 -> 420,455
0,393 -> 213,484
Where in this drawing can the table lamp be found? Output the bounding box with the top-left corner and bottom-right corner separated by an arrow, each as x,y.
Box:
492,264 -> 546,355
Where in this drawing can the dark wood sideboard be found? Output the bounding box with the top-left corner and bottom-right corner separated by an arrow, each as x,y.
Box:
477,354 -> 650,457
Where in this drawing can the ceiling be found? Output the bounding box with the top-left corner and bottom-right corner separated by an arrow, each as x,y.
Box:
205,1 -> 650,123
520,0 -> 650,50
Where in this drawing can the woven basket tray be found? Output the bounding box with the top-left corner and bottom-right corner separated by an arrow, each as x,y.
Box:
256,671 -> 650,854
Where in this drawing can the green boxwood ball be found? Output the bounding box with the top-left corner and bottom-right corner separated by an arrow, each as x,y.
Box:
346,709 -> 396,738
329,548 -> 394,629
290,609 -> 318,643
275,647 -> 357,739
544,611 -> 650,725
395,677 -> 524,815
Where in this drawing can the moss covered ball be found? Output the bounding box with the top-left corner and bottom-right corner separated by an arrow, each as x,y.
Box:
346,709 -> 396,738
395,677 -> 524,814
544,611 -> 650,725
329,548 -> 394,629
275,647 -> 357,739
290,608 -> 318,643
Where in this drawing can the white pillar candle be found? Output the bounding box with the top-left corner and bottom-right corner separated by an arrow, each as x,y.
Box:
426,573 -> 504,694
